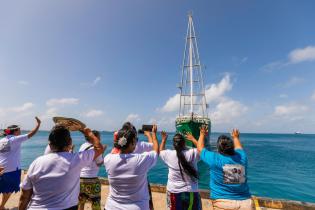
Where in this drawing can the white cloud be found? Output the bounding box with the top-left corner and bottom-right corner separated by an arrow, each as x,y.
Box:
125,113 -> 141,123
289,46 -> 315,63
311,91 -> 315,102
274,104 -> 308,117
9,102 -> 34,112
18,80 -> 29,85
46,98 -> 79,106
210,99 -> 248,124
160,94 -> 180,112
261,45 -> 315,72
160,74 -> 233,113
84,109 -> 104,118
205,74 -> 232,103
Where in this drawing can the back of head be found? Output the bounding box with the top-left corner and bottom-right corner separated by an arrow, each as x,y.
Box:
173,133 -> 198,181
217,135 -> 235,156
5,125 -> 20,136
121,122 -> 137,135
49,125 -> 72,152
115,127 -> 136,151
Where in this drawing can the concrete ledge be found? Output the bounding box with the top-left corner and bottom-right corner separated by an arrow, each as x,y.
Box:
99,177 -> 315,210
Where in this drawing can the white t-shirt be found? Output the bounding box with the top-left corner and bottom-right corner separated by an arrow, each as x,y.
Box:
0,134 -> 28,172
134,141 -> 153,153
160,148 -> 200,193
44,145 -> 51,155
104,151 -> 158,210
79,142 -> 103,178
21,150 -> 95,209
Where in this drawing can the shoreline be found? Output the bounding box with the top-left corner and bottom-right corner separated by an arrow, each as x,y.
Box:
5,171 -> 315,210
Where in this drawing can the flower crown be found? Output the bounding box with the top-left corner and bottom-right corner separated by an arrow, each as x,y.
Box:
118,136 -> 127,147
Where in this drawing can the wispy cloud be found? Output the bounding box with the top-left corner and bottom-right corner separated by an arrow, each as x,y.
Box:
84,109 -> 104,118
279,94 -> 288,99
280,76 -> 305,88
46,98 -> 79,106
273,104 -> 308,118
0,102 -> 34,117
81,76 -> 102,87
262,45 -> 315,72
311,91 -> 315,102
125,113 -> 141,123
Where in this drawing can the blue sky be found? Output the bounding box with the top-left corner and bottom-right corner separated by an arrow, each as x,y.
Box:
0,0 -> 315,133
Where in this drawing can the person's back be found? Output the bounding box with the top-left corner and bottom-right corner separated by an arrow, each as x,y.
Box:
104,124 -> 159,210
204,148 -> 250,199
19,125 -> 104,210
22,151 -> 94,209
160,148 -> 199,192
198,128 -> 253,210
160,132 -> 202,210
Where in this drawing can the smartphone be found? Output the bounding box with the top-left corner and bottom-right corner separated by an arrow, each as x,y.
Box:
142,125 -> 153,132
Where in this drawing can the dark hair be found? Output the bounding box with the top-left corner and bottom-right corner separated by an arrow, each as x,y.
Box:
115,127 -> 136,151
121,122 -> 137,135
48,125 -> 72,152
217,135 -> 235,156
85,130 -> 100,141
4,125 -> 20,135
173,133 -> 198,181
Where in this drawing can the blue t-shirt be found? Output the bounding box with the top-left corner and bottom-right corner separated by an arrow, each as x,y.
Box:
200,148 -> 251,200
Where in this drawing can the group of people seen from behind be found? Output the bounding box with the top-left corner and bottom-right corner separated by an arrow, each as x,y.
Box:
0,117 -> 254,210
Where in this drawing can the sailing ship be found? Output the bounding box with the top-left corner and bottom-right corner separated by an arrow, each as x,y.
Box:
175,13 -> 211,148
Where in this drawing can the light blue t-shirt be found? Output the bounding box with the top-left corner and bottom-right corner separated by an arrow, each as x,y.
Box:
200,148 -> 251,200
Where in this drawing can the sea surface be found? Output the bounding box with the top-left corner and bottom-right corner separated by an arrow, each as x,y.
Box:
20,131 -> 315,203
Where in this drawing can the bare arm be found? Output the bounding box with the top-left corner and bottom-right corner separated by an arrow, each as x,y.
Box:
159,131 -> 168,151
151,125 -> 159,154
27,117 -> 41,139
19,188 -> 33,210
197,126 -> 208,154
144,131 -> 153,143
0,166 -> 4,176
185,133 -> 198,147
83,128 -> 105,160
231,129 -> 243,149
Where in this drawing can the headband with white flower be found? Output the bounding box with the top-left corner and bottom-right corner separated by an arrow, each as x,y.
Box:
118,136 -> 127,147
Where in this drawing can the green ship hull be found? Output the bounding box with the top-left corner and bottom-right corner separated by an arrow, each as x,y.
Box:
175,116 -> 211,148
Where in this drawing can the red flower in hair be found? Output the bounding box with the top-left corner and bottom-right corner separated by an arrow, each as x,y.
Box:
4,129 -> 10,135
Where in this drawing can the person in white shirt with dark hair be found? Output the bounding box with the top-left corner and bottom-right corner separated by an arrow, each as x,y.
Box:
78,130 -> 107,210
159,131 -> 202,210
104,124 -> 159,210
19,125 -> 105,210
0,117 -> 41,210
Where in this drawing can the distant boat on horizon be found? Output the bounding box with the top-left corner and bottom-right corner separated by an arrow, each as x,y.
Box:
294,131 -> 302,134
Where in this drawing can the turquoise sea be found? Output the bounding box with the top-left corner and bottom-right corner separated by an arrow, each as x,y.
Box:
20,131 -> 315,203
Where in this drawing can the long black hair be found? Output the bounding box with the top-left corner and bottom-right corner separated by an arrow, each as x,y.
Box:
173,133 -> 198,181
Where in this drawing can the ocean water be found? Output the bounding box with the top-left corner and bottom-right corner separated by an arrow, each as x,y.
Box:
20,131 -> 315,203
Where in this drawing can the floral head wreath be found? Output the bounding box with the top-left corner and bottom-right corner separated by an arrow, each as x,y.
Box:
118,136 -> 127,147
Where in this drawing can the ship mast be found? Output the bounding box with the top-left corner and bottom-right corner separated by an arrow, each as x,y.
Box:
178,13 -> 208,119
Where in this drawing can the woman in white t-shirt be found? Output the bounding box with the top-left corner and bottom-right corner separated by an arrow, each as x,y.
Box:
0,117 -> 41,210
103,124 -> 159,210
159,132 -> 202,210
78,130 -> 106,210
19,125 -> 105,210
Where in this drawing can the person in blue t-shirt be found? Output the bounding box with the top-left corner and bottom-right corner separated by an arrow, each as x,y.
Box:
196,127 -> 254,210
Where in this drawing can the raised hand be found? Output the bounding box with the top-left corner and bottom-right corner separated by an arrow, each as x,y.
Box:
185,132 -> 196,142
231,129 -> 240,139
152,124 -> 157,134
161,131 -> 168,140
200,125 -> 208,136
35,116 -> 41,125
